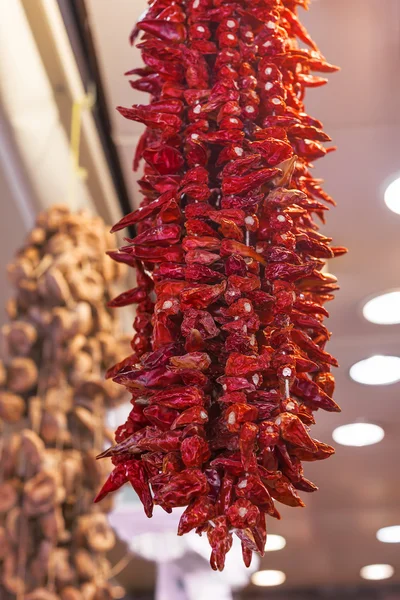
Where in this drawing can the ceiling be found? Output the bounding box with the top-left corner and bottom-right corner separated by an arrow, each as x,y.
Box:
84,0 -> 400,595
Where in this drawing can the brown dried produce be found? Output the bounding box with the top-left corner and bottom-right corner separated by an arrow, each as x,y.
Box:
62,452 -> 83,501
7,257 -> 33,285
73,549 -> 97,582
2,321 -> 37,356
51,307 -> 80,342
81,583 -> 97,600
50,548 -> 76,587
20,430 -> 45,475
2,552 -> 25,595
0,433 -> 21,479
0,359 -> 6,386
70,352 -> 94,386
0,481 -> 18,514
0,206 -> 128,596
40,410 -> 67,445
7,357 -> 38,393
28,396 -> 43,432
61,588 -> 84,600
29,539 -> 52,585
5,507 -> 22,545
25,588 -> 60,600
27,227 -> 46,246
0,391 -> 25,423
40,507 -> 67,543
76,514 -> 115,553
69,271 -> 104,303
23,471 -> 58,516
44,386 -> 73,413
40,268 -> 72,304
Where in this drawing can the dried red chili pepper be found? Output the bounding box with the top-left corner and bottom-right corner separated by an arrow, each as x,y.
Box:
99,0 -> 346,571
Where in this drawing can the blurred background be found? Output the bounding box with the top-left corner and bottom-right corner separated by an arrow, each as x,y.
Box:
0,0 -> 400,598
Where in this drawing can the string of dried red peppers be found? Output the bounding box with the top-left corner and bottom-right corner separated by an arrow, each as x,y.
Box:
97,0 -> 347,571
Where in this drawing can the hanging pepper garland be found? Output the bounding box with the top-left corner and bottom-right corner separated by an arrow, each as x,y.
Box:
97,0 -> 347,571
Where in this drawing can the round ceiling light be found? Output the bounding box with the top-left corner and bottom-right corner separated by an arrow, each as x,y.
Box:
265,535 -> 287,552
384,177 -> 400,215
332,423 -> 385,447
349,355 -> 400,385
377,526 -> 400,544
360,564 -> 394,581
363,291 -> 400,325
251,570 -> 286,587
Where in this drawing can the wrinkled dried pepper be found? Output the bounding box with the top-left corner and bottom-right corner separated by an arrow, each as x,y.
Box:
99,0 -> 346,571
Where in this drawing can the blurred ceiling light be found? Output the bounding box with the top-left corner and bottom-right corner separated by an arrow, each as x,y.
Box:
349,355 -> 400,385
130,531 -> 186,562
363,291 -> 400,325
377,526 -> 400,544
265,535 -> 287,552
332,423 -> 385,447
384,177 -> 400,215
360,564 -> 394,581
251,570 -> 286,587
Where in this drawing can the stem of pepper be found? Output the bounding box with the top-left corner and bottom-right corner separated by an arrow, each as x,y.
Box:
136,398 -> 151,406
284,378 -> 290,399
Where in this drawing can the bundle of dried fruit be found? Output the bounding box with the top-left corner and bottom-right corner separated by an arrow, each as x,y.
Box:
0,205 -> 129,599
101,0 -> 346,571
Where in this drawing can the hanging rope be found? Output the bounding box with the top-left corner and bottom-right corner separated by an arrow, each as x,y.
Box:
68,87 -> 96,205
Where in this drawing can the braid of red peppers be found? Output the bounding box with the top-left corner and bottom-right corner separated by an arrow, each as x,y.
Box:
97,0 -> 346,571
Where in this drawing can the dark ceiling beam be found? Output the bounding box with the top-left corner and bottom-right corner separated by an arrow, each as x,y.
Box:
56,0 -> 132,220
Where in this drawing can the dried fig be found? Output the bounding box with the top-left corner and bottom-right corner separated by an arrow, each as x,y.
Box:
44,386 -> 73,414
51,308 -> 79,341
69,271 -> 104,303
70,352 -> 93,386
40,410 -> 67,444
73,549 -> 97,581
93,585 -> 113,600
51,548 -> 76,586
82,450 -> 107,489
2,320 -> 37,355
46,233 -> 75,256
0,481 -> 18,513
111,586 -> 125,599
39,203 -> 70,231
7,357 -> 38,393
0,433 -> 21,478
40,507 -> 67,543
27,306 -> 52,329
7,257 -> 33,285
3,551 -> 25,595
20,430 -> 44,475
0,391 -> 25,423
77,514 -> 115,553
62,452 -> 82,500
93,306 -> 113,333
64,334 -> 87,363
81,583 -> 96,600
27,227 -> 47,246
23,471 -> 57,516
71,406 -> 96,434
29,539 -> 52,585
75,302 -> 93,335
61,588 -> 83,600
